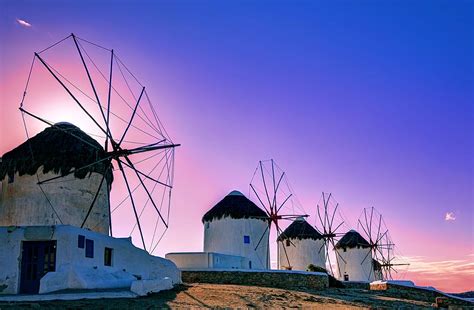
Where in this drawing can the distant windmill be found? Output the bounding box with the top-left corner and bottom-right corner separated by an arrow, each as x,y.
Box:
314,192 -> 347,276
357,207 -> 409,280
249,159 -> 308,270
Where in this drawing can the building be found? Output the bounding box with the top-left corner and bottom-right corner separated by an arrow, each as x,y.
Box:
0,225 -> 180,295
167,190 -> 270,270
277,217 -> 325,271
0,123 -> 180,295
334,230 -> 379,282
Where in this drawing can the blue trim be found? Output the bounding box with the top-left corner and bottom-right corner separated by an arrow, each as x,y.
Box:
78,235 -> 85,249
85,239 -> 94,258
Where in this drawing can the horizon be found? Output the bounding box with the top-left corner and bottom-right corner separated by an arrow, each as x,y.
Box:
0,0 -> 472,293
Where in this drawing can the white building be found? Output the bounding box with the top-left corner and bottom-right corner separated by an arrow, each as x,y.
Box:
0,123 -> 180,295
277,218 -> 326,271
167,190 -> 270,270
0,123 -> 111,235
335,230 -> 380,282
165,252 -> 250,270
0,225 -> 180,295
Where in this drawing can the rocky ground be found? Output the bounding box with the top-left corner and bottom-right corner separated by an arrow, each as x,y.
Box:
2,283 -> 471,309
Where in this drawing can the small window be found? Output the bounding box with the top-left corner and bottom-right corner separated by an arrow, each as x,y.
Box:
104,247 -> 113,266
78,235 -> 85,249
8,174 -> 14,183
249,261 -> 252,269
343,248 -> 347,252
286,239 -> 291,247
243,235 -> 250,244
344,274 -> 349,281
85,239 -> 94,258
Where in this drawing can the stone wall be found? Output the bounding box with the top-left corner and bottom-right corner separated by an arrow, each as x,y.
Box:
182,269 -> 328,290
370,282 -> 472,306
343,281 -> 370,289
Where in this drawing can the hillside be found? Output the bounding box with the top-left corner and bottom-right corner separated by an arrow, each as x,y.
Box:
1,283 -> 471,309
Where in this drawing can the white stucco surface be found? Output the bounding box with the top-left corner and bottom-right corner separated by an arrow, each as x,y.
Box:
203,217 -> 269,269
278,238 -> 326,271
0,225 -> 181,294
0,170 -> 110,234
0,290 -> 138,302
130,277 -> 173,296
335,247 -> 375,282
166,252 -> 250,270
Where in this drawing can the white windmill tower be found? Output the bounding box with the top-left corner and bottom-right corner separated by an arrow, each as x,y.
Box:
334,229 -> 373,281
277,217 -> 325,271
0,123 -> 112,235
202,190 -> 270,269
335,207 -> 409,282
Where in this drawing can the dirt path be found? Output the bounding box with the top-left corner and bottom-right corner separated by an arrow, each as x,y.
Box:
0,283 -> 436,309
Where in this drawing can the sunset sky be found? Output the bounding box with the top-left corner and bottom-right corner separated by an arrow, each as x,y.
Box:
1,0 -> 472,293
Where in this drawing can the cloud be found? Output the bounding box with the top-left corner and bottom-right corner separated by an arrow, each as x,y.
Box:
403,255 -> 474,275
445,212 -> 456,221
16,19 -> 32,28
402,255 -> 474,292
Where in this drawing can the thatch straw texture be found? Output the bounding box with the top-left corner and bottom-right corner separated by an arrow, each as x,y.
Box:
202,191 -> 267,223
0,123 -> 113,185
277,219 -> 323,241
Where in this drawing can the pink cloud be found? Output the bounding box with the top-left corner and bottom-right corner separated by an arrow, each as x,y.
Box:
403,255 -> 474,292
445,212 -> 456,221
16,19 -> 32,28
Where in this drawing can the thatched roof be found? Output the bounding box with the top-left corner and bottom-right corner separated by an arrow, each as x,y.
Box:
335,230 -> 371,249
373,259 -> 382,271
0,123 -> 113,185
202,190 -> 267,223
277,218 -> 323,241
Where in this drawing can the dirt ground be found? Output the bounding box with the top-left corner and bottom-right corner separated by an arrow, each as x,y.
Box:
0,283 -> 442,309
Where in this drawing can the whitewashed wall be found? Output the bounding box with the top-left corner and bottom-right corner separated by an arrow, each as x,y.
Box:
0,169 -> 109,234
335,247 -> 375,282
0,226 -> 23,294
165,252 -> 249,270
0,225 -> 180,294
278,238 -> 326,271
203,217 -> 269,270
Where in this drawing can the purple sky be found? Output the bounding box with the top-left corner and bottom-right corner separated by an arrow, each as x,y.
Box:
1,0 -> 472,292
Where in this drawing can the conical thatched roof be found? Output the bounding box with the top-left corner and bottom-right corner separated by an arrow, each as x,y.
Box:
0,123 -> 113,185
335,230 -> 371,249
372,259 -> 382,271
277,218 -> 323,241
202,190 -> 267,223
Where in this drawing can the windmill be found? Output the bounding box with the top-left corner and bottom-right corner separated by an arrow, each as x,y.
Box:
357,207 -> 409,280
18,33 -> 179,254
248,159 -> 308,269
314,192 -> 348,276
377,229 -> 410,280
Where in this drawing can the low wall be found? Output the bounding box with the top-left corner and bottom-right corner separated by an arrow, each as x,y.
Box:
182,269 -> 328,290
343,281 -> 370,290
166,252 -> 249,270
370,282 -> 472,306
